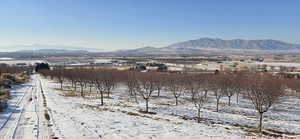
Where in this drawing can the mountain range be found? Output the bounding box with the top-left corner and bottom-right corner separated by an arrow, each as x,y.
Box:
115,38 -> 300,55
1,38 -> 300,56
166,38 -> 300,50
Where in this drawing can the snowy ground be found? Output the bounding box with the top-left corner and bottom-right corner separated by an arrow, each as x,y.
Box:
0,75 -> 51,139
1,74 -> 300,139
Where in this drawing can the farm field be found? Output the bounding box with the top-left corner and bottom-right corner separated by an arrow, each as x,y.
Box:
1,73 -> 298,138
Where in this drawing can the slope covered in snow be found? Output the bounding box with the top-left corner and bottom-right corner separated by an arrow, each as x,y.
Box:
1,74 -> 300,138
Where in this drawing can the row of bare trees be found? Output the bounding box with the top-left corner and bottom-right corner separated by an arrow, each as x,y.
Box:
41,68 -> 120,105
0,64 -> 31,76
39,68 -> 294,132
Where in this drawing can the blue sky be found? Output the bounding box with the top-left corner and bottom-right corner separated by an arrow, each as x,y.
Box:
0,0 -> 299,50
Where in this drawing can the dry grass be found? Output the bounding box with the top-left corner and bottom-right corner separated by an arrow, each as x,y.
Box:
138,109 -> 157,115
0,95 -> 9,99
63,91 -> 78,97
15,73 -> 29,83
232,123 -> 299,138
61,90 -> 100,99
114,102 -> 134,108
80,104 -> 111,112
156,103 -> 174,106
244,132 -> 256,136
285,90 -> 298,97
265,128 -> 299,136
83,92 -> 98,98
0,89 -> 11,99
127,111 -> 140,116
80,104 -> 171,122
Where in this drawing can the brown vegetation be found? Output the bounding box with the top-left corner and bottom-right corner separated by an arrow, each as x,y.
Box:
39,68 -> 296,134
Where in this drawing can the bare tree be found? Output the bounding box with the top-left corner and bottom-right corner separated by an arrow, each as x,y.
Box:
86,69 -> 95,93
211,74 -> 227,112
77,69 -> 88,97
193,88 -> 209,123
223,73 -> 236,106
102,70 -> 117,98
124,71 -> 139,103
54,68 -> 66,90
286,78 -> 300,98
184,74 -> 201,100
187,74 -> 209,123
93,70 -> 105,106
215,72 -> 247,107
233,71 -> 249,104
166,74 -> 185,105
244,73 -> 286,132
65,69 -> 78,91
154,73 -> 165,97
136,73 -> 156,112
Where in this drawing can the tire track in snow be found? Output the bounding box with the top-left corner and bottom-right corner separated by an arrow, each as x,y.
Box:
39,75 -> 101,138
0,85 -> 32,138
31,80 -> 40,139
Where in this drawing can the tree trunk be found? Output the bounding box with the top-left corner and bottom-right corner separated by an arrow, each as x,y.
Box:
107,90 -> 110,98
216,99 -> 219,112
236,93 -> 239,104
60,82 -> 63,90
157,89 -> 160,97
134,91 -> 138,103
89,84 -> 92,92
145,99 -> 149,112
80,85 -> 84,97
197,107 -> 201,123
175,97 -> 178,106
100,91 -> 104,106
81,85 -> 84,93
191,91 -> 195,100
259,112 -> 263,132
74,83 -> 77,91
228,96 -> 231,106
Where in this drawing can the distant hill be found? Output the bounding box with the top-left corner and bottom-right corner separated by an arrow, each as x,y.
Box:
166,38 -> 300,50
14,49 -> 89,54
0,49 -> 92,58
0,44 -> 107,57
115,38 -> 300,55
0,44 -> 104,52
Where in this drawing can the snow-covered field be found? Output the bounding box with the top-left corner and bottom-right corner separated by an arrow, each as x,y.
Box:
0,59 -> 44,66
253,61 -> 300,67
1,74 -> 300,138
